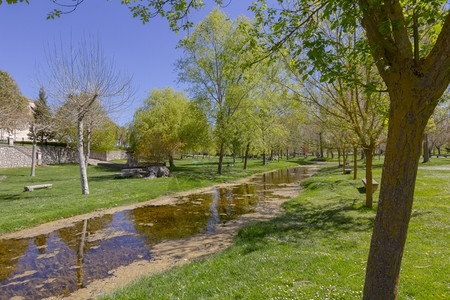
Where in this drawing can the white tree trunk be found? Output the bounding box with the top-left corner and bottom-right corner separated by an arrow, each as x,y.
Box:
30,132 -> 37,177
77,119 -> 89,195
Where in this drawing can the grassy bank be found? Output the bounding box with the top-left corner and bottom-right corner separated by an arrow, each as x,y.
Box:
103,158 -> 449,299
0,156 -> 305,234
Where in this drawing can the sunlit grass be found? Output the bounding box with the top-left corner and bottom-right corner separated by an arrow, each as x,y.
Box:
103,158 -> 449,299
0,156 -> 306,234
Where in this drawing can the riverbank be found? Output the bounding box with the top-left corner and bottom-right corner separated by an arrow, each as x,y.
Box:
0,157 -> 306,235
103,158 -> 449,299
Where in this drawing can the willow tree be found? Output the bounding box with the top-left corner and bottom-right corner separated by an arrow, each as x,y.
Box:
129,87 -> 209,167
44,38 -> 132,195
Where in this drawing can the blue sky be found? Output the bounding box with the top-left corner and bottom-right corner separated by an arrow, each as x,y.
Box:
0,1 -> 254,126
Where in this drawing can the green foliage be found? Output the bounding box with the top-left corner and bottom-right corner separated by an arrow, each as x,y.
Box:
129,87 -> 210,164
28,87 -> 55,143
0,69 -> 29,131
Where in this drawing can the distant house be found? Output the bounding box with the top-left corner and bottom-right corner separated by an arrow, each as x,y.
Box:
0,98 -> 35,142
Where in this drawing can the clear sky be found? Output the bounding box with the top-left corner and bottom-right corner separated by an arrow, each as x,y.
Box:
0,1 -> 254,126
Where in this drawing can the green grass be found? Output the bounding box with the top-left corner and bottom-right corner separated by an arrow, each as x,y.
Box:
102,158 -> 449,300
0,156 -> 307,234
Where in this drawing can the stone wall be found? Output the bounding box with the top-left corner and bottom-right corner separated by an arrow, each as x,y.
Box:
0,145 -> 126,168
89,150 -> 127,161
0,145 -> 32,168
0,145 -> 78,169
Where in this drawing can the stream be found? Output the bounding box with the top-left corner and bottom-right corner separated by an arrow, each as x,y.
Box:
0,166 -> 312,299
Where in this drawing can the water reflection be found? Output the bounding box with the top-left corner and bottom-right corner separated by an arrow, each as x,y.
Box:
0,167 -> 310,299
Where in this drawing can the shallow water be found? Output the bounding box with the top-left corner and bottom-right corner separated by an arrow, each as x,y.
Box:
0,167 -> 310,299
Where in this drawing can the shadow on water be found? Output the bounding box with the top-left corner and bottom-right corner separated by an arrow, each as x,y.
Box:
0,167 -> 311,299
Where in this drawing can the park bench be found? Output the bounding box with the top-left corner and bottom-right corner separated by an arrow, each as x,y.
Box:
361,178 -> 379,193
24,184 -> 53,191
344,169 -> 352,174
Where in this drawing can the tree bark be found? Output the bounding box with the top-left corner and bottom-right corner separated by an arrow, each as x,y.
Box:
244,142 -> 250,169
363,89 -> 436,299
353,146 -> 358,180
169,154 -> 175,168
422,133 -> 430,163
263,150 -> 266,165
337,148 -> 341,167
217,141 -> 225,174
342,147 -> 347,174
77,119 -> 89,195
30,134 -> 37,177
363,147 -> 374,208
84,125 -> 91,169
319,132 -> 323,157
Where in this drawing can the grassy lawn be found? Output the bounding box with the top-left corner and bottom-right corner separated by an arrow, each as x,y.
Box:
103,158 -> 449,300
0,156 -> 306,234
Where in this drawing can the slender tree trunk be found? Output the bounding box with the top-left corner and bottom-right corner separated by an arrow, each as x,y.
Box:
232,152 -> 236,164
363,90 -> 435,299
263,150 -> 266,165
77,219 -> 87,289
319,132 -> 323,157
422,133 -> 430,163
30,134 -> 37,177
353,145 -> 358,180
363,148 -> 374,208
244,142 -> 250,169
337,148 -> 341,167
84,125 -> 91,169
217,142 -> 225,174
286,148 -> 289,160
169,153 -> 175,168
342,147 -> 347,174
77,119 -> 89,195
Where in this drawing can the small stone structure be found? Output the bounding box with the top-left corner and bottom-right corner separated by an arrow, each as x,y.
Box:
115,166 -> 170,179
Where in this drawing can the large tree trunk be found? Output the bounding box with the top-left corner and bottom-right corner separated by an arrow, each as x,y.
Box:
217,142 -> 225,174
363,90 -> 436,299
244,142 -> 250,170
77,119 -> 89,195
363,147 -> 375,208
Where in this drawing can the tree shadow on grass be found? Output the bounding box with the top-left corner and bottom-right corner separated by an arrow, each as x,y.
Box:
236,199 -> 374,255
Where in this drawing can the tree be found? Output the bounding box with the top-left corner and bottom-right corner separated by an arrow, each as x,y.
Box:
248,1 -> 449,298
0,69 -> 29,137
177,9 -> 254,174
129,87 -> 209,167
44,37 -> 133,195
29,87 -> 54,146
28,87 -> 54,176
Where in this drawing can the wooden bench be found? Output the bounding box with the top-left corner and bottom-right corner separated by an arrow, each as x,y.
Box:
24,184 -> 53,191
344,169 -> 352,174
361,178 -> 379,193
